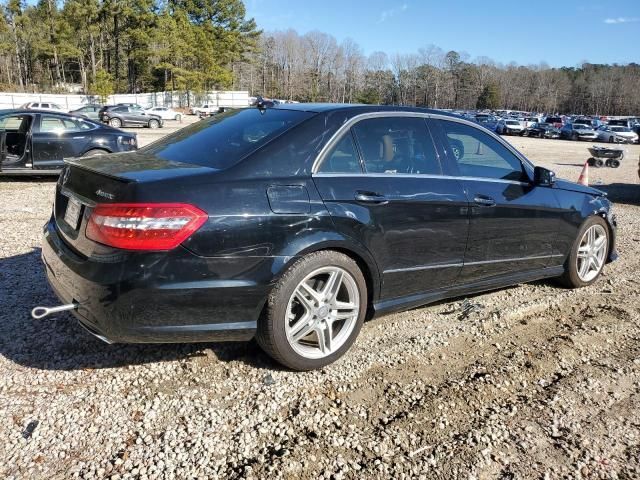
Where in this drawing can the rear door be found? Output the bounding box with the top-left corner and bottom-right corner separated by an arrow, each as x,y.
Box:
32,114 -> 89,168
430,117 -> 559,283
313,114 -> 469,303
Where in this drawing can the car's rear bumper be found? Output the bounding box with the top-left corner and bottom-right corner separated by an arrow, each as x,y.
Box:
41,218 -> 277,344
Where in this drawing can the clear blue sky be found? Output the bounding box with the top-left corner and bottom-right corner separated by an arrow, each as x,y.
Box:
246,0 -> 639,67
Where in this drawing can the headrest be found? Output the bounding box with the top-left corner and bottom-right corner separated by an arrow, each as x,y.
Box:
381,135 -> 394,161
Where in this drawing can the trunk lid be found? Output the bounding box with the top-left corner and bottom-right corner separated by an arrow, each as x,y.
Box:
54,152 -> 214,257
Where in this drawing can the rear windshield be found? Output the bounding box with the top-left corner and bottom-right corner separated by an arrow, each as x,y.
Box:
143,108 -> 314,170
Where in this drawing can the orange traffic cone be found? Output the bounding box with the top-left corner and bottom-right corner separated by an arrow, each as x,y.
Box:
577,160 -> 589,186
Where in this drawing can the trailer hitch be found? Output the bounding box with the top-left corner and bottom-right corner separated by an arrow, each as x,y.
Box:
31,303 -> 78,319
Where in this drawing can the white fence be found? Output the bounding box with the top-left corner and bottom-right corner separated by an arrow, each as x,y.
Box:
0,90 -> 250,110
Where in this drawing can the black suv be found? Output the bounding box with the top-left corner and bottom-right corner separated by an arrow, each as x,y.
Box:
99,105 -> 163,129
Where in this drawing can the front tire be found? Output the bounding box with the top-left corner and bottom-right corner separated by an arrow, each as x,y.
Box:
558,216 -> 609,288
148,119 -> 160,129
109,118 -> 122,128
256,251 -> 367,370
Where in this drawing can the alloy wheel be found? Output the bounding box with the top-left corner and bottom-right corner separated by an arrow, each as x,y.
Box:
576,224 -> 608,282
285,266 -> 360,359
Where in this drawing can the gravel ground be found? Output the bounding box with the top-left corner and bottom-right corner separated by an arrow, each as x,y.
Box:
1,134 -> 639,479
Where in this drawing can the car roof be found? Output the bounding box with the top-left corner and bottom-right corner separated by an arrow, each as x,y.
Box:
0,109 -> 77,116
265,103 -> 466,122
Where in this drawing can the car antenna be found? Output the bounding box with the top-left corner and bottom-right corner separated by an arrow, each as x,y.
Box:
256,95 -> 267,114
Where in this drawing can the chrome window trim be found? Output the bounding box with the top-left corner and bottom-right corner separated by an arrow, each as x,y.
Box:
313,172 -> 530,187
310,110 -> 535,177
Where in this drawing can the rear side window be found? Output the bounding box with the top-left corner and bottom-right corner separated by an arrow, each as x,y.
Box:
318,132 -> 362,173
352,117 -> 441,175
143,108 -> 314,170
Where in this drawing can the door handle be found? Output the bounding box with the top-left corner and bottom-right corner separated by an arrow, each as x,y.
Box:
355,191 -> 388,205
473,195 -> 496,207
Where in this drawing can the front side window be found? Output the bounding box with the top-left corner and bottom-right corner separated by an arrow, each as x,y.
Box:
352,117 -> 441,175
437,120 -> 527,182
0,114 -> 32,131
318,131 -> 362,173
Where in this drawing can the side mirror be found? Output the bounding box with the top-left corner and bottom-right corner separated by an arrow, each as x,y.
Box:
534,166 -> 556,186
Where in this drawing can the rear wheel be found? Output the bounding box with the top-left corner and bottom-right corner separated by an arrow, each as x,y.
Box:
610,159 -> 620,168
594,158 -> 604,168
256,251 -> 367,370
608,136 -> 614,143
109,118 -> 122,128
82,149 -> 109,157
558,216 -> 609,288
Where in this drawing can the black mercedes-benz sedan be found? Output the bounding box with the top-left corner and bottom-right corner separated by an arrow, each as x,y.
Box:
40,104 -> 617,370
0,109 -> 137,176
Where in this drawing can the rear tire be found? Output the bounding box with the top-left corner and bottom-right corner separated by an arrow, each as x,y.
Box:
594,158 -> 604,168
557,216 -> 609,288
610,159 -> 620,168
109,118 -> 122,128
82,149 -> 109,157
256,250 -> 367,371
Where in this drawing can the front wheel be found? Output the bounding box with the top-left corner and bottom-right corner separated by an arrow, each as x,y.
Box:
256,251 -> 367,370
558,216 -> 609,288
148,119 -> 160,129
109,118 -> 122,128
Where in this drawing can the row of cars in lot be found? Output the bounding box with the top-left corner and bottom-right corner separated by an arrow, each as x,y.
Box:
19,101 -> 186,128
468,111 -> 639,144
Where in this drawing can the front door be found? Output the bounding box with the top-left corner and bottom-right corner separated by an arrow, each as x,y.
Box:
430,118 -> 559,283
313,115 -> 469,303
0,113 -> 34,170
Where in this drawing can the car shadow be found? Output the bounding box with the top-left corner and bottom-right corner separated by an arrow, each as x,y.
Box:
598,183 -> 640,206
0,248 -> 282,371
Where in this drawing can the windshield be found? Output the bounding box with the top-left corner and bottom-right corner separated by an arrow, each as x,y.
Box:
142,108 -> 314,170
610,126 -> 630,132
506,120 -> 520,125
574,124 -> 592,130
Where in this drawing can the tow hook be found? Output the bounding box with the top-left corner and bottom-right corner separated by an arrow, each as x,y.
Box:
31,303 -> 78,319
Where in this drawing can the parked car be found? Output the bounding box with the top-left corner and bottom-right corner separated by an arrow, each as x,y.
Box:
68,105 -> 103,121
0,109 -> 136,175
99,105 -> 163,128
544,116 -> 564,128
496,119 -> 525,135
38,104 -> 617,370
596,125 -> 638,144
189,104 -> 216,115
19,102 -> 66,112
560,123 -> 598,141
524,122 -> 561,139
522,116 -> 540,128
145,107 -> 182,121
607,118 -> 635,129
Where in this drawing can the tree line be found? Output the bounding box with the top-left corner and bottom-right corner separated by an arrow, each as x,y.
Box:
1,1 -> 638,115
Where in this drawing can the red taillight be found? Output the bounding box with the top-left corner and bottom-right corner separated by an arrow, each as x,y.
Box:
86,203 -> 208,251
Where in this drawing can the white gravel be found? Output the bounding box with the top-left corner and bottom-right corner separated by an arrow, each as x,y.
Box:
1,136 -> 639,479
